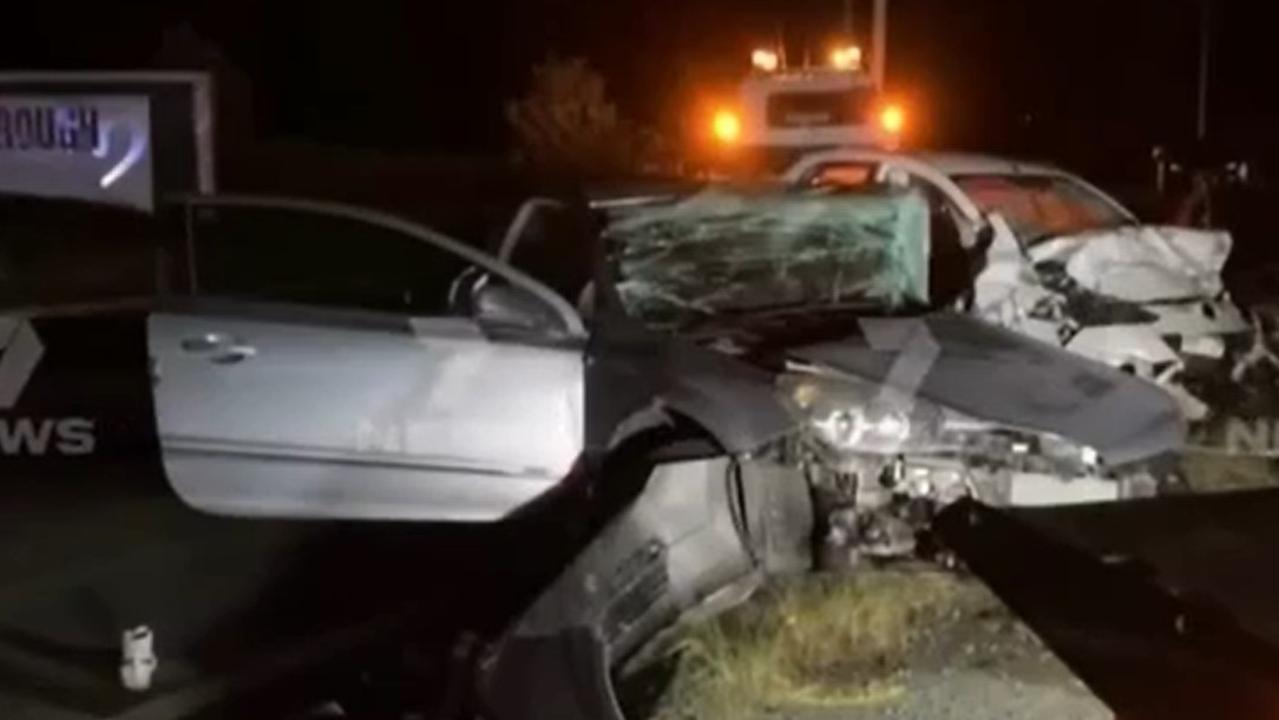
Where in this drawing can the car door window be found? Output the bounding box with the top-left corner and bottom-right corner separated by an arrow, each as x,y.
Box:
901,172 -> 954,215
807,162 -> 878,190
953,174 -> 1129,245
503,202 -> 594,304
188,205 -> 471,317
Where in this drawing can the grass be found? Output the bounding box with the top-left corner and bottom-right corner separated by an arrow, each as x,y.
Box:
652,567 -> 982,720
646,454 -> 1275,720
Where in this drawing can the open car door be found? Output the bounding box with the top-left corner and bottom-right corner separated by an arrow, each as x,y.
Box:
151,196 -> 588,523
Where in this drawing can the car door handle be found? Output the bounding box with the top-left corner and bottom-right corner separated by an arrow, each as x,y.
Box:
181,333 -> 233,352
209,345 -> 257,365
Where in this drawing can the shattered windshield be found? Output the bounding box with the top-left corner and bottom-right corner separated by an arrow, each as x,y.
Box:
954,174 -> 1132,245
604,188 -> 930,328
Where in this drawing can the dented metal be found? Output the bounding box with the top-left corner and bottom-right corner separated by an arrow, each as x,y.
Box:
605,187 -> 932,327
783,149 -> 1264,451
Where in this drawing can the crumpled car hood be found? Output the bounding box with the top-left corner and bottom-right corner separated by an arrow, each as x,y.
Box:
1029,225 -> 1232,303
786,312 -> 1185,465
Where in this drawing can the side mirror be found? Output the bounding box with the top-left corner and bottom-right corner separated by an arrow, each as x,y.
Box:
474,282 -> 565,335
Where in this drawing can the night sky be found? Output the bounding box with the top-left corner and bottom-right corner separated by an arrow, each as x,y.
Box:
1,0 -> 1273,178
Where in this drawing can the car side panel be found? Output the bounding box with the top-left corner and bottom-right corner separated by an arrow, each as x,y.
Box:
149,306 -> 584,522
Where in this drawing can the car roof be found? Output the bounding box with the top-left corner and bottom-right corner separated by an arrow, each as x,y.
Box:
904,151 -> 1065,177
789,148 -> 1068,178
783,147 -> 1136,224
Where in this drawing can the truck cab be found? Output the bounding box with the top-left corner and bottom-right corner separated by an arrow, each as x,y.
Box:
707,45 -> 904,175
741,64 -> 893,149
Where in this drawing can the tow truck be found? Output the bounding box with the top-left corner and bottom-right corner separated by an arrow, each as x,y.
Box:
702,0 -> 906,174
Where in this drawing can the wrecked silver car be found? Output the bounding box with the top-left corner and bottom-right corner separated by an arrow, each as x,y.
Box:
481,185 -> 1185,720
597,187 -> 1185,557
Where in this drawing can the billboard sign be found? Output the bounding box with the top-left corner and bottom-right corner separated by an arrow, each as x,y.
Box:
0,73 -> 214,213
0,95 -> 154,211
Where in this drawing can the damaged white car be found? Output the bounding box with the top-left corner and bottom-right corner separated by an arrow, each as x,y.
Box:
783,150 -> 1255,437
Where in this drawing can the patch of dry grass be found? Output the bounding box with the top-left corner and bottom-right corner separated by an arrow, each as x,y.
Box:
654,567 -> 984,720
644,452 -> 1272,720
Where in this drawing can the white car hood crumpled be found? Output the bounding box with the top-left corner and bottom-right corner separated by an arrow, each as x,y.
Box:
1028,225 -> 1232,302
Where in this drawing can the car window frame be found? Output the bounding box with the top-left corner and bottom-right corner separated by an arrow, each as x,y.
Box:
784,152 -> 988,226
170,194 -> 587,340
949,172 -> 1137,245
804,161 -> 881,190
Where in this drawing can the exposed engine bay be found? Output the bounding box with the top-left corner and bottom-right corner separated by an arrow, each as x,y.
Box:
763,367 -> 1162,569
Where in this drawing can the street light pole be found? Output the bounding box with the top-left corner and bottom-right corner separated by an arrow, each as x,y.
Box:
1197,0 -> 1212,140
872,0 -> 887,89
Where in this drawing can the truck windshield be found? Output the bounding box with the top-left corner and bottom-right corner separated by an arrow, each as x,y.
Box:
604,188 -> 930,329
954,174 -> 1131,245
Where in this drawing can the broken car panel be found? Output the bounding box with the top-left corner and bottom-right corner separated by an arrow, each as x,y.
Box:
784,149 -> 1257,441
596,187 -> 1181,563
599,186 -> 1183,468
473,186 -> 1190,720
608,187 -> 931,324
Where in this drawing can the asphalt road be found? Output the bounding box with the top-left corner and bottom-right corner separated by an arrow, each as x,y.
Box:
937,489 -> 1279,720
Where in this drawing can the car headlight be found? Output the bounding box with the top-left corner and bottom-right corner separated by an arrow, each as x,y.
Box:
779,372 -> 946,457
778,371 -> 1101,474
